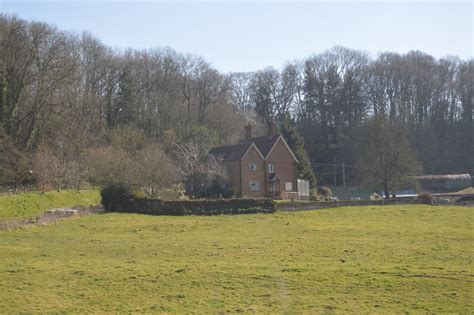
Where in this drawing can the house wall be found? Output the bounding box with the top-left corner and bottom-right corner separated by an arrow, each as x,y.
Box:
265,138 -> 297,195
224,160 -> 241,196
240,146 -> 266,198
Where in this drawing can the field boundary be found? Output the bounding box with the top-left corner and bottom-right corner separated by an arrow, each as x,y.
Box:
0,206 -> 103,229
276,199 -> 424,211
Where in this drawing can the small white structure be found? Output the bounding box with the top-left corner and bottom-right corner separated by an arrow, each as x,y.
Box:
297,179 -> 310,199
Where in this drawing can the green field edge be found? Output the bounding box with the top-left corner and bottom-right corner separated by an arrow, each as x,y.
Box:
0,190 -> 101,220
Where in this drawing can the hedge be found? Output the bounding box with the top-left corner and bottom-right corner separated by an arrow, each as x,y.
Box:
101,185 -> 275,215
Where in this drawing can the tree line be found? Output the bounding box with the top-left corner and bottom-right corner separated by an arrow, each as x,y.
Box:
0,14 -> 472,194
231,47 -> 472,185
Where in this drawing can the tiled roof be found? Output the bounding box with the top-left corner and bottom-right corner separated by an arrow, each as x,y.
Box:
210,135 -> 289,162
209,142 -> 252,161
238,135 -> 280,158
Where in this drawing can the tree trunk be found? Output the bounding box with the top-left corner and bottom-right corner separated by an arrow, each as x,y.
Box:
383,180 -> 390,199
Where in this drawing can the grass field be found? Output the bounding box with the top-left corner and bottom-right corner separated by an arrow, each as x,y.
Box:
0,205 -> 472,313
0,190 -> 100,220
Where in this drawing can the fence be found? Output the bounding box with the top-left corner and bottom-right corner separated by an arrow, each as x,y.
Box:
276,198 -> 423,211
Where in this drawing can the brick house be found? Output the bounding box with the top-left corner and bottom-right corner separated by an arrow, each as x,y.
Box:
209,125 -> 299,198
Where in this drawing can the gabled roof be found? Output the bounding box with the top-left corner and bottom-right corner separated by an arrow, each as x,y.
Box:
239,135 -> 280,157
266,135 -> 299,163
209,142 -> 252,161
268,173 -> 280,181
210,134 -> 298,163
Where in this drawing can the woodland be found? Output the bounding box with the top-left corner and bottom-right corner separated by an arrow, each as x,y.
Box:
0,15 -> 472,194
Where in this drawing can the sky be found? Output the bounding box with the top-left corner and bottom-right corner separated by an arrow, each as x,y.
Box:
1,0 -> 472,73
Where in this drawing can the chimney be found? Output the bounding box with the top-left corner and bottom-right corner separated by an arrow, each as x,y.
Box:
244,124 -> 252,140
267,121 -> 276,136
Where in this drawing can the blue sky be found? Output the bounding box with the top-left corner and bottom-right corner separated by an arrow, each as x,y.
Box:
1,1 -> 472,72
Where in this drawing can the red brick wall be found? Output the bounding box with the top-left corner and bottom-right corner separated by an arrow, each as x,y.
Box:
240,146 -> 266,198
265,138 -> 297,195
224,160 -> 241,196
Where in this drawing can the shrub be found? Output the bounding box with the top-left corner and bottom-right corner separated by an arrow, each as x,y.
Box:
315,186 -> 333,201
222,188 -> 236,199
370,193 -> 382,201
132,190 -> 147,199
417,191 -> 434,205
101,184 -> 133,211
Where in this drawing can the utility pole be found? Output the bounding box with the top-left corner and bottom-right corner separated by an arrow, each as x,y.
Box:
342,161 -> 346,200
342,161 -> 346,188
333,160 -> 337,186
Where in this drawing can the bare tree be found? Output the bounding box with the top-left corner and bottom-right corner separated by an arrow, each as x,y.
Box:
173,142 -> 228,194
130,144 -> 177,196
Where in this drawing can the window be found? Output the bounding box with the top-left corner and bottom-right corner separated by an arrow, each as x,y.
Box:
267,164 -> 274,173
249,163 -> 257,171
249,181 -> 260,191
285,182 -> 293,191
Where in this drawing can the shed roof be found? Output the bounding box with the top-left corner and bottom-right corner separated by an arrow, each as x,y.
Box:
414,174 -> 472,182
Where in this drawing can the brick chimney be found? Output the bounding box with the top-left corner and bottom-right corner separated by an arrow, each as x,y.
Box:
267,121 -> 276,136
244,124 -> 252,140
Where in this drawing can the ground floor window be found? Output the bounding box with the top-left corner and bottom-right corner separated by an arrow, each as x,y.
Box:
285,182 -> 293,191
249,181 -> 260,191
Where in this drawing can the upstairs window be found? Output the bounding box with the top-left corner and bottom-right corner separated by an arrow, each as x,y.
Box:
249,163 -> 257,171
267,164 -> 274,173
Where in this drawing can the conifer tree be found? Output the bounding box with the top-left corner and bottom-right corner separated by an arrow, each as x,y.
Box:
115,67 -> 138,127
279,120 -> 317,188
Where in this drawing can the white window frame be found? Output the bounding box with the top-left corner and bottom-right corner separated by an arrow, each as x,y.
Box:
267,164 -> 274,173
285,182 -> 293,191
249,181 -> 260,191
249,163 -> 257,172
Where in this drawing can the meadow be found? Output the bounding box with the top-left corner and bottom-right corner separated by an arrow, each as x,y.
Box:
0,205 -> 472,313
0,190 -> 100,220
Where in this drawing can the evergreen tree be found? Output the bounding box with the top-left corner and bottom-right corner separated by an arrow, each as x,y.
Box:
115,67 -> 138,127
279,120 -> 317,189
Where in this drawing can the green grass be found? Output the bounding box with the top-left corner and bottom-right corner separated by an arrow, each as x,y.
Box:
0,190 -> 101,220
0,205 -> 472,313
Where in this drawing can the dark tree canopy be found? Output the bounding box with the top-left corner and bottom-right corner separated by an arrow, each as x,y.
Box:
279,120 -> 317,189
115,67 -> 139,127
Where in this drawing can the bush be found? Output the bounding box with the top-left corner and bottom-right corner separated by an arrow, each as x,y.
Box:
222,188 -> 236,199
191,182 -> 235,199
417,191 -> 434,205
314,186 -> 332,201
101,184 -> 133,211
132,190 -> 147,199
370,193 -> 382,201
317,186 -> 333,197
